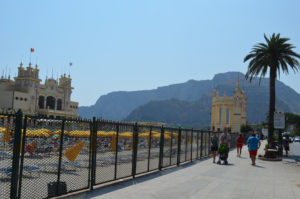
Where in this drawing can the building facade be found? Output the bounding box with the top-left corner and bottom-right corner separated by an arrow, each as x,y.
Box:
0,62 -> 78,118
210,83 -> 246,133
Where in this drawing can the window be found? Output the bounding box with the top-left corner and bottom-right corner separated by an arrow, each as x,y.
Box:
57,99 -> 62,110
226,108 -> 230,124
20,97 -> 23,101
15,97 -> 18,100
46,96 -> 55,110
39,96 -> 45,109
219,107 -> 222,125
24,98 -> 27,102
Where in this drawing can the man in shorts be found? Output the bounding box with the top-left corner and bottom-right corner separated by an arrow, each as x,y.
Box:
247,133 -> 261,165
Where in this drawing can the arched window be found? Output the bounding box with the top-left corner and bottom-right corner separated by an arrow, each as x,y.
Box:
57,99 -> 62,110
39,96 -> 45,109
46,96 -> 56,110
226,108 -> 230,124
219,106 -> 222,125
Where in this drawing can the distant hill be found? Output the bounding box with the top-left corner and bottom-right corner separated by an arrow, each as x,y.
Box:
79,77 -> 214,120
79,72 -> 300,127
125,96 -> 211,128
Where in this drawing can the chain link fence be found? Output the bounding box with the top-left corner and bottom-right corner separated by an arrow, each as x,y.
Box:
0,112 -> 242,199
0,114 -> 14,199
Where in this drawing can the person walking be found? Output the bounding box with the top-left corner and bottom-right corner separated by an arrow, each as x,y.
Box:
236,133 -> 244,157
217,128 -> 231,165
282,137 -> 290,157
211,132 -> 219,163
247,133 -> 261,165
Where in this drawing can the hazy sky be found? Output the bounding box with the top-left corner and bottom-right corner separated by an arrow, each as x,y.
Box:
1,0 -> 300,106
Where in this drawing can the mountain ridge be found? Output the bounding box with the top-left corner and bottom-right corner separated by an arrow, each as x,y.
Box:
79,72 -> 300,126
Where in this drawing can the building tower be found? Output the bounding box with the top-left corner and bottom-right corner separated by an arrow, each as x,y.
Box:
14,62 -> 41,113
210,82 -> 247,132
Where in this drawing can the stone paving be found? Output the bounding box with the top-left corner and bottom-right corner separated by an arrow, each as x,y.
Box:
67,141 -> 300,199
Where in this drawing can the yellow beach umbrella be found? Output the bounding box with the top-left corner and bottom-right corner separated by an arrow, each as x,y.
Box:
119,132 -> 133,138
0,127 -> 6,133
68,130 -> 90,137
65,141 -> 85,162
26,129 -> 50,137
139,132 -> 150,138
97,131 -> 116,137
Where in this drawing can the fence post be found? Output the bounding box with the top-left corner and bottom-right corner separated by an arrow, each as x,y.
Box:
200,130 -> 203,158
208,131 -> 211,157
185,130 -> 188,161
169,129 -> 173,165
190,129 -> 193,162
147,127 -> 152,172
87,120 -> 92,190
90,117 -> 97,190
196,130 -> 199,159
159,126 -> 165,170
204,132 -> 207,156
132,123 -> 138,177
56,119 -> 65,196
10,110 -> 22,199
114,124 -> 119,180
177,127 -> 181,166
17,116 -> 28,199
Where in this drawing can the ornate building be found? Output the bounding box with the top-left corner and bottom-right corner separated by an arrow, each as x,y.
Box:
210,83 -> 246,132
0,62 -> 78,118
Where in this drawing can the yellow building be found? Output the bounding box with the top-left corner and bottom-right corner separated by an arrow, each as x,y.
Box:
210,83 -> 246,133
0,62 -> 78,118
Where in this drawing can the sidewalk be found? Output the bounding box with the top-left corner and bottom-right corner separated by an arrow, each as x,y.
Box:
70,141 -> 300,199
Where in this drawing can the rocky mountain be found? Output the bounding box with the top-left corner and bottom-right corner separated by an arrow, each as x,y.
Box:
79,72 -> 300,127
79,78 -> 214,120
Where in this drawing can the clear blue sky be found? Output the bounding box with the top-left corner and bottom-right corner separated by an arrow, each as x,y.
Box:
1,0 -> 300,106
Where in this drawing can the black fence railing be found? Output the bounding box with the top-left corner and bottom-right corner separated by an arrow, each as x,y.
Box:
0,111 -> 242,199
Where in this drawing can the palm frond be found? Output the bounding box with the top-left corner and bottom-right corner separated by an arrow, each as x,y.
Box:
244,33 -> 300,81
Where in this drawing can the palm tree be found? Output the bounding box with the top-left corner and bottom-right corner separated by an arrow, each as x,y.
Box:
244,33 -> 300,147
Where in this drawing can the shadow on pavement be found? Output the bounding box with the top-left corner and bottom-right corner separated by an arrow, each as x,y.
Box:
282,154 -> 300,167
216,163 -> 234,166
282,154 -> 300,162
252,164 -> 265,168
65,157 -> 212,199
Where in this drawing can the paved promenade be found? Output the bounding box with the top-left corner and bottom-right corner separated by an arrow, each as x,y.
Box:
68,141 -> 300,199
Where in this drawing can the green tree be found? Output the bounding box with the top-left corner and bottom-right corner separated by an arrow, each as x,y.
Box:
285,112 -> 300,136
241,123 -> 253,133
244,33 -> 300,147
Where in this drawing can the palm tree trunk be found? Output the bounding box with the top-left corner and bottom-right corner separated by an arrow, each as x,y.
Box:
268,66 -> 276,148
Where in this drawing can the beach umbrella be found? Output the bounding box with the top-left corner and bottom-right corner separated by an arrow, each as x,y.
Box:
65,141 -> 85,162
119,132 -> 133,138
139,132 -> 150,138
68,130 -> 90,138
97,131 -> 116,137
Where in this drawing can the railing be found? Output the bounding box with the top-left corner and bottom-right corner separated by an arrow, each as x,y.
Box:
0,111 -> 241,199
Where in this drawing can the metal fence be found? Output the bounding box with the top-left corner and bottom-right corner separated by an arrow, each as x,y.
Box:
0,111 -> 242,199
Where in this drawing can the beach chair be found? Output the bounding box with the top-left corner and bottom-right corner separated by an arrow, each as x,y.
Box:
23,166 -> 40,178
